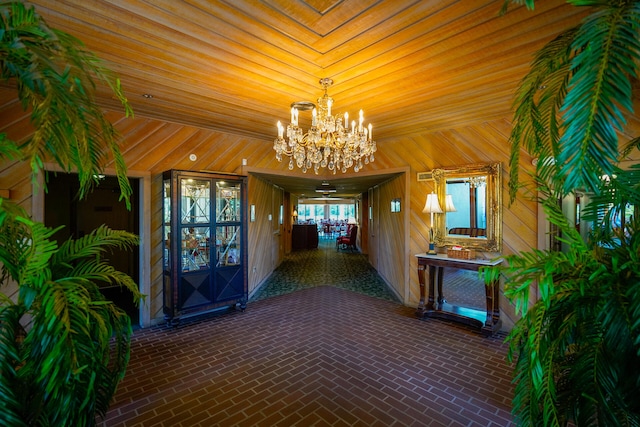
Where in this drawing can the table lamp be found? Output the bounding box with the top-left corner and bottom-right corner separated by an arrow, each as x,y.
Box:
445,194 -> 457,212
422,192 -> 442,254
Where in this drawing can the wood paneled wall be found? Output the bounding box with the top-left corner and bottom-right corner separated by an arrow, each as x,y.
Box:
369,174 -> 409,302
3,83 -> 639,329
247,175 -> 284,298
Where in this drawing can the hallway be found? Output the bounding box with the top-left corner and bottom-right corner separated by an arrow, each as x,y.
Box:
250,239 -> 399,303
100,242 -> 514,426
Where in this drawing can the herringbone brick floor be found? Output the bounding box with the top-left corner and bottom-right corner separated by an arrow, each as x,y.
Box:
99,285 -> 514,426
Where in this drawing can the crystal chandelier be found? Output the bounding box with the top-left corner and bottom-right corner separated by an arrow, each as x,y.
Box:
466,176 -> 486,188
273,78 -> 377,174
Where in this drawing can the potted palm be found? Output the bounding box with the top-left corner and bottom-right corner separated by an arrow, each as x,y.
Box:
0,2 -> 143,425
487,0 -> 640,425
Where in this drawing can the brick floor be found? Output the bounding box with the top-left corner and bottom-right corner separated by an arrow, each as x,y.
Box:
99,286 -> 514,426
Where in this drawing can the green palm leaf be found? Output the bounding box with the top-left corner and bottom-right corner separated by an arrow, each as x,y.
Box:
0,303 -> 27,427
485,161 -> 640,425
0,1 -> 133,206
559,4 -> 640,194
507,26 -> 576,202
1,2 -> 141,424
0,199 -> 143,425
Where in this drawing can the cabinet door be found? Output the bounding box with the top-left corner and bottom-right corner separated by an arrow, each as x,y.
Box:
214,180 -> 244,302
214,224 -> 244,301
178,178 -> 213,310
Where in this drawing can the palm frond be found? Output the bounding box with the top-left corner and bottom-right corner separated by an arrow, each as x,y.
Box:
495,216 -> 640,425
0,200 -> 142,424
559,4 -> 640,194
0,200 -> 59,308
500,0 -> 536,16
1,2 -> 141,424
0,134 -> 22,162
17,274 -> 135,425
0,304 -> 27,427
501,1 -> 640,424
581,165 -> 640,249
51,224 -> 139,270
620,135 -> 640,159
0,1 -> 133,207
507,27 -> 576,202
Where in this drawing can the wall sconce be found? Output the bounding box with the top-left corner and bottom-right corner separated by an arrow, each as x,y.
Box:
292,209 -> 298,224
391,198 -> 401,212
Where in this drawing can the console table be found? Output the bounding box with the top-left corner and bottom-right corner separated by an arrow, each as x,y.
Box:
415,254 -> 503,336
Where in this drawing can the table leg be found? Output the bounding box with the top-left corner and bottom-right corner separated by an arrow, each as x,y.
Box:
491,279 -> 501,324
436,266 -> 445,306
427,265 -> 436,311
481,279 -> 502,336
416,264 -> 427,316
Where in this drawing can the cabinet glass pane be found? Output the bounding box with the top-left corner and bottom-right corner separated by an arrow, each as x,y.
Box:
181,178 -> 210,224
216,182 -> 241,222
215,225 -> 241,266
163,179 -> 171,269
163,180 -> 171,224
181,226 -> 210,271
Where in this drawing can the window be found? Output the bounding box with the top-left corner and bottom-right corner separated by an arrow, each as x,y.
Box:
297,203 -> 356,223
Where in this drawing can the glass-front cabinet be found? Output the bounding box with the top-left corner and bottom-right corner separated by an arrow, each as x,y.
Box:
163,170 -> 247,324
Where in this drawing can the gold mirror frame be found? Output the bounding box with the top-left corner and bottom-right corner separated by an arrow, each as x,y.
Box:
432,162 -> 502,252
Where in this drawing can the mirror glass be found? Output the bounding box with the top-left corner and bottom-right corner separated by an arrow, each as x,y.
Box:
432,162 -> 502,252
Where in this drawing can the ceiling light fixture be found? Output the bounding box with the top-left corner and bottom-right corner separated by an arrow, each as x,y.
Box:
274,78 -> 377,174
315,187 -> 336,193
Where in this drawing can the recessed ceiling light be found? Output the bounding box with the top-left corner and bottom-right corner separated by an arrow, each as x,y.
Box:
142,93 -> 154,98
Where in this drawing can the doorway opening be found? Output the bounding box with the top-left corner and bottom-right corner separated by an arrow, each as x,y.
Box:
44,173 -> 141,325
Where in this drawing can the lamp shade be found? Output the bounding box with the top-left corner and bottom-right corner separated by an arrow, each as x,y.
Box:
445,194 -> 457,212
422,192 -> 443,214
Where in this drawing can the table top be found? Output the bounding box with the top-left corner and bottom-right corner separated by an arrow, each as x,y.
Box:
416,253 -> 503,267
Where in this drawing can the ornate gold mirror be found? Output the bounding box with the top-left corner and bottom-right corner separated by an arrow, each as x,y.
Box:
432,162 -> 502,252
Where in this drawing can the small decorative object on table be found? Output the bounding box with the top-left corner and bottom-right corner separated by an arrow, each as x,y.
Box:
447,246 -> 475,260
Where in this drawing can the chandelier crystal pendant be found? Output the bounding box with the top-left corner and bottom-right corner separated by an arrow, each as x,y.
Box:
273,78 -> 377,174
466,176 -> 486,188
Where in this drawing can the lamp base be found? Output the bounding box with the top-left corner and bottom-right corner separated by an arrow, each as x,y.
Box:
427,242 -> 437,255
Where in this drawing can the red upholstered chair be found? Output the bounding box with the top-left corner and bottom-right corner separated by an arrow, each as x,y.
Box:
336,225 -> 357,251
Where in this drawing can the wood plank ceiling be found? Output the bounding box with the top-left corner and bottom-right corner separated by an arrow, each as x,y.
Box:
15,0 -> 588,196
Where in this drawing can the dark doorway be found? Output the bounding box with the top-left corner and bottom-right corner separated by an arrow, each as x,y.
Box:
45,173 -> 140,325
